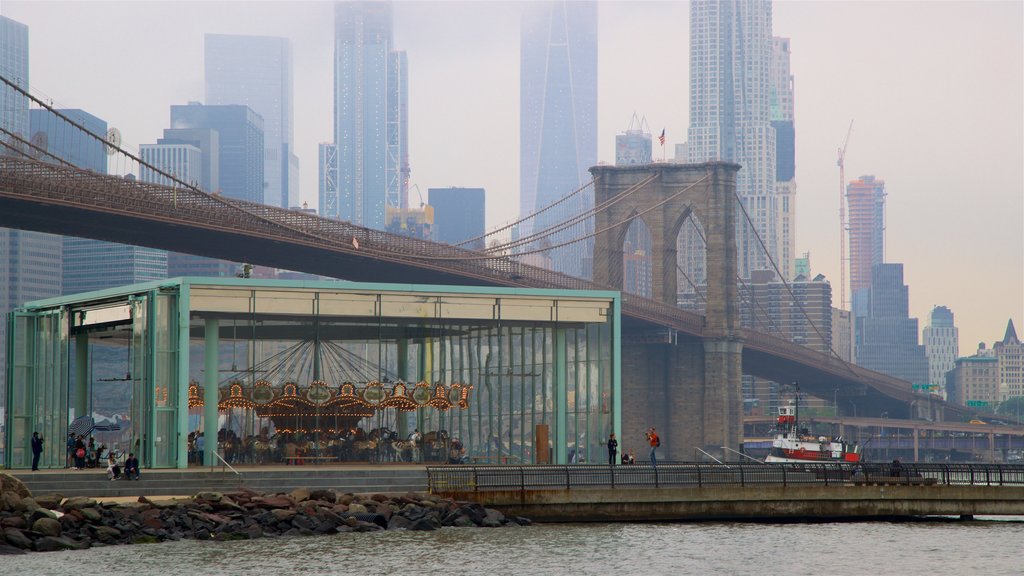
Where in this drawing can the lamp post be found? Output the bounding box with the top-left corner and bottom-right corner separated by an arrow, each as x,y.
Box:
881,411 -> 889,460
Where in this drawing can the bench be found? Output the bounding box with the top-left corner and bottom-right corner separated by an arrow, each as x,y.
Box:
851,476 -> 938,486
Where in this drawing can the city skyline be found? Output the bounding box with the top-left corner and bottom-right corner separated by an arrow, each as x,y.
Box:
0,1 -> 1020,355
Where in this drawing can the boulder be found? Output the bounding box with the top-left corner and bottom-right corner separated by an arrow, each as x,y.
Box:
31,517 -> 63,537
34,536 -> 85,552
194,491 -> 223,503
288,488 -> 311,502
62,497 -> 97,511
81,507 -> 102,523
386,515 -> 413,530
0,474 -> 31,499
33,494 -> 64,510
1,492 -> 25,513
0,543 -> 26,555
2,528 -> 32,550
309,489 -> 336,504
251,495 -> 294,509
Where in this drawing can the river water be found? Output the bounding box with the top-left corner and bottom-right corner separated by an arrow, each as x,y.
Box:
2,519 -> 1021,575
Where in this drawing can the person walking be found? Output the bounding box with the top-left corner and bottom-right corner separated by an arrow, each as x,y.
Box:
607,432 -> 618,466
645,427 -> 660,467
31,431 -> 44,471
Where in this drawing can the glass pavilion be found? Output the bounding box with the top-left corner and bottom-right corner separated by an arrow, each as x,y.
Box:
5,278 -> 620,469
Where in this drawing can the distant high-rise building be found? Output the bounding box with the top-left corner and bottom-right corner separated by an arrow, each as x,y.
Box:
794,252 -> 810,280
947,354 -> 999,409
687,0 -> 777,281
520,1 -> 597,278
170,102 -> 264,204
831,307 -> 853,363
331,1 -> 408,230
771,36 -> 796,281
847,175 -> 886,318
994,319 -> 1024,400
387,50 -> 409,210
672,142 -> 689,164
140,143 -> 203,188
428,187 -> 485,249
385,205 -> 432,240
156,105 -> 259,278
29,108 -> 166,294
614,117 -> 654,296
923,306 -> 958,398
158,128 -> 220,193
855,263 -> 929,385
318,143 -> 338,218
615,116 -> 652,166
205,33 -> 297,209
1,16 -> 62,386
0,15 -> 28,148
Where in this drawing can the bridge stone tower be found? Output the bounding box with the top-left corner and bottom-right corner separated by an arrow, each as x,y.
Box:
591,162 -> 744,460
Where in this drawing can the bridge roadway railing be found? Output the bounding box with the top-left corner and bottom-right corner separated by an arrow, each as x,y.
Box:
426,463 -> 1024,492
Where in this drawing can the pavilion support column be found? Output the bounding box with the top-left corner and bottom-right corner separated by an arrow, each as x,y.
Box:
554,328 -> 567,465
396,338 -> 409,439
74,332 -> 88,422
203,318 -> 219,467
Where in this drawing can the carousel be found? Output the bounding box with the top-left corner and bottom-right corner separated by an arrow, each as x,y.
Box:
187,337 -> 474,465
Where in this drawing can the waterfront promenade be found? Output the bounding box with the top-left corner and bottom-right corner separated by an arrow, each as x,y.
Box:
428,462 -> 1024,522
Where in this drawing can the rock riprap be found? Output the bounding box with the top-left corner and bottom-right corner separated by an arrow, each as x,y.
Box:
0,486 -> 530,554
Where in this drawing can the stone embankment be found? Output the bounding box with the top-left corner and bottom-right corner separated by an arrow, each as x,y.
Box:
0,474 -> 529,554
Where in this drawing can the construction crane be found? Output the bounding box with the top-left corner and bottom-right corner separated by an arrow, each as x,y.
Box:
837,120 -> 854,310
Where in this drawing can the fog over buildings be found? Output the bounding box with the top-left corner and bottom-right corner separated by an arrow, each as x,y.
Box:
0,0 -> 1021,355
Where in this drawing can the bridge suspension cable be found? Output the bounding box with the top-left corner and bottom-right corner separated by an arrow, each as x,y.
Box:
406,173 -> 712,262
482,173 -> 659,255
731,190 -> 861,381
453,177 -> 598,248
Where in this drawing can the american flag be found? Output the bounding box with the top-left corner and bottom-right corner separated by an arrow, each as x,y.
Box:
658,129 -> 666,146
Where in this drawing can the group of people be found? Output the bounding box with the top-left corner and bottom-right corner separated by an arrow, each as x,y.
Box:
30,430 -> 139,480
605,427 -> 661,467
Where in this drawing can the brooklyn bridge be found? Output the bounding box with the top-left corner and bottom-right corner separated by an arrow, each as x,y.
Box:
0,78 -> 982,460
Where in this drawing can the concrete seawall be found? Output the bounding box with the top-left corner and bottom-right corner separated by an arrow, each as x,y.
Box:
435,485 -> 1024,522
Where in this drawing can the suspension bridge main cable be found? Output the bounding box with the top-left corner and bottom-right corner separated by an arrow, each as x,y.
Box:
732,190 -> 862,379
483,172 -> 660,255
674,208 -> 782,336
408,172 -> 712,262
454,177 -> 598,248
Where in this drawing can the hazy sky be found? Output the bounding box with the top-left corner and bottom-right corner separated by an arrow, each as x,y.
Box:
3,1 -> 1022,355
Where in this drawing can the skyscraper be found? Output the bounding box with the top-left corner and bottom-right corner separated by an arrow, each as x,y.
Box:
319,143 -> 338,218
1,16 -> 62,387
170,102 -> 264,204
771,36 -> 796,281
615,118 -> 654,297
847,175 -> 886,318
520,1 -> 597,278
205,33 -> 297,209
331,1 -> 408,230
29,108 -> 167,294
855,263 -> 929,385
923,305 -> 958,397
687,0 -> 777,280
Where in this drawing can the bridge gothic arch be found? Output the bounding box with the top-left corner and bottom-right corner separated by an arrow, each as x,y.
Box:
590,162 -> 744,459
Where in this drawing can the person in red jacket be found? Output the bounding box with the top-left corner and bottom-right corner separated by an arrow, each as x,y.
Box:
645,428 -> 660,467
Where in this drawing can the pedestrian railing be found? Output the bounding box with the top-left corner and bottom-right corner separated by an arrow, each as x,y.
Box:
426,462 -> 1024,493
